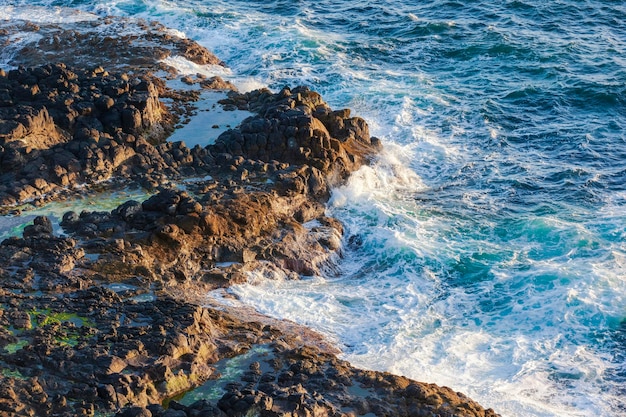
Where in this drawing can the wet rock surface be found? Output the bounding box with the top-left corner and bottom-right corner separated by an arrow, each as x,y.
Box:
0,16 -> 225,74
0,63 -> 172,207
0,16 -> 499,417
0,16 -> 234,209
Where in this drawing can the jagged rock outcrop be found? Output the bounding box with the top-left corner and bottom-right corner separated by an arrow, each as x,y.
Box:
51,85 -> 381,284
0,282 -> 278,415
0,63 -> 241,208
0,14 -> 238,209
0,63 -> 170,206
0,15 -> 500,417
0,16 -> 225,75
214,86 -> 381,183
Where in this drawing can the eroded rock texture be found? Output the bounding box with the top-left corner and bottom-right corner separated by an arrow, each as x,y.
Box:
0,15 -> 499,417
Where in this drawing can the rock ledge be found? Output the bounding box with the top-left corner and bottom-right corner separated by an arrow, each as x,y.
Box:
0,15 -> 499,417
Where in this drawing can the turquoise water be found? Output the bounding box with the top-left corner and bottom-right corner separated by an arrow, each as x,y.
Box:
2,1 -> 626,416
0,188 -> 152,240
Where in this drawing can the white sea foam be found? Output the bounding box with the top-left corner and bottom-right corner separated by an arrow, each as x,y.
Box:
233,77 -> 266,93
293,18 -> 344,43
222,242 -> 622,416
5,1 -> 626,416
161,55 -> 232,78
160,55 -> 264,93
0,31 -> 43,68
212,135 -> 626,417
0,6 -> 98,23
330,145 -> 427,209
164,27 -> 187,39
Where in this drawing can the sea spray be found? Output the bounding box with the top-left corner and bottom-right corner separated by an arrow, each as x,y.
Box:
223,146 -> 625,416
3,1 -> 625,415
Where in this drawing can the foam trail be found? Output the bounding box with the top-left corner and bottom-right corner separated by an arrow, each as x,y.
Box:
216,138 -> 626,416
0,6 -> 98,23
3,2 -> 626,416
0,32 -> 43,68
161,56 -> 232,78
160,55 -> 265,92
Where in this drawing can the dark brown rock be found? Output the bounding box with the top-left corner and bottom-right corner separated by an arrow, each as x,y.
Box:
23,215 -> 53,238
0,15 -> 498,417
0,62 -> 179,205
212,86 -> 380,186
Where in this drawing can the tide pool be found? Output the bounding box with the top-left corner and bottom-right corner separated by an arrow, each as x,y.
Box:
2,1 -> 625,415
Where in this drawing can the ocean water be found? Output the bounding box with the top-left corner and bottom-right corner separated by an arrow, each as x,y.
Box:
0,188 -> 152,239
2,1 -> 626,416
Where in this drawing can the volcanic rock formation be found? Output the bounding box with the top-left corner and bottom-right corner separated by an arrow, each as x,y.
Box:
0,15 -> 499,417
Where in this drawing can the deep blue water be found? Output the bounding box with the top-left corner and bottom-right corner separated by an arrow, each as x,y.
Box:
1,1 -> 626,416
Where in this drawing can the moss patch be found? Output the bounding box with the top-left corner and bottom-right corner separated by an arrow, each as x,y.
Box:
30,310 -> 94,328
163,372 -> 192,397
1,368 -> 27,380
4,340 -> 28,354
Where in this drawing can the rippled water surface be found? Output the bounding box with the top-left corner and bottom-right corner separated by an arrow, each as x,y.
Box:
2,1 -> 626,416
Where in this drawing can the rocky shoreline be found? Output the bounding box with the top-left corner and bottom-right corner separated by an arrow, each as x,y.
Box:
0,15 -> 499,417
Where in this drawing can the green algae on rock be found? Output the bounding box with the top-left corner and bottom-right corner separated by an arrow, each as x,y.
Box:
0,14 -> 499,417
